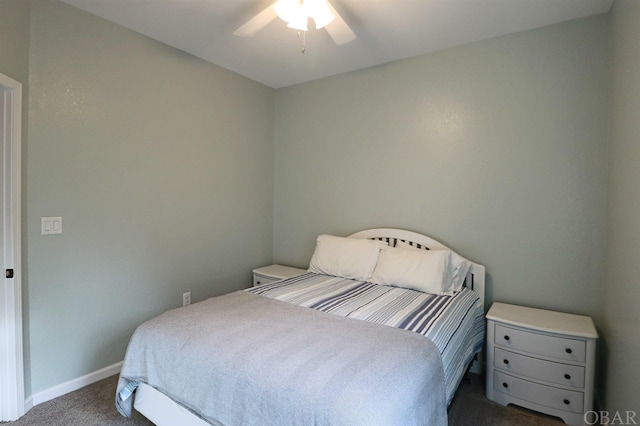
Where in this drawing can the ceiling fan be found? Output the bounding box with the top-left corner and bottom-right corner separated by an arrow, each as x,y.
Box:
233,0 -> 356,46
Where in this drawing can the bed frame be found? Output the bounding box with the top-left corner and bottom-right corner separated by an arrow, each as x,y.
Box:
132,228 -> 486,425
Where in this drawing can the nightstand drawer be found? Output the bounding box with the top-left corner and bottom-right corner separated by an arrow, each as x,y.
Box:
252,265 -> 307,287
495,347 -> 585,388
494,324 -> 586,362
253,274 -> 280,287
494,371 -> 584,414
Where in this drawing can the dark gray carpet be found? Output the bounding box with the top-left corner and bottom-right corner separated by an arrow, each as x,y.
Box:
2,376 -> 152,426
2,373 -> 565,425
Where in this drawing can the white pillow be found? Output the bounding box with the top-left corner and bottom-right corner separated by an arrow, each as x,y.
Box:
308,235 -> 386,281
370,245 -> 453,295
395,240 -> 471,292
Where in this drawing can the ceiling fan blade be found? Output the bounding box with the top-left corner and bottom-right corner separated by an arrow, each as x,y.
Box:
324,1 -> 356,45
233,3 -> 278,37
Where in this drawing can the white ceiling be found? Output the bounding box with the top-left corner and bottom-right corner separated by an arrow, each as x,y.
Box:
59,0 -> 613,89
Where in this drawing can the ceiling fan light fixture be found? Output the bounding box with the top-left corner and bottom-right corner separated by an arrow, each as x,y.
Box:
274,0 -> 301,23
303,0 -> 334,28
287,14 -> 308,31
275,0 -> 334,31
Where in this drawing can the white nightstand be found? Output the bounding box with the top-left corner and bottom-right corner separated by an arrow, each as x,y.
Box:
252,264 -> 307,287
485,302 -> 598,426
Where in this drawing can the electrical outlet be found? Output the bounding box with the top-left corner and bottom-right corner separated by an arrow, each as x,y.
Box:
182,292 -> 191,306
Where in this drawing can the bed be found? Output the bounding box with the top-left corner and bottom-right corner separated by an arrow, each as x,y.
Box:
116,228 -> 486,426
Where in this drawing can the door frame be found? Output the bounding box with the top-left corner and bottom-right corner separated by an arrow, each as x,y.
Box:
0,72 -> 24,421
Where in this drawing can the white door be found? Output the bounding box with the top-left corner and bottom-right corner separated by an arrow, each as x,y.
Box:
0,72 -> 24,421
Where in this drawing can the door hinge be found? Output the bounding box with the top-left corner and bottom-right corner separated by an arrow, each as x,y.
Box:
6,269 -> 14,278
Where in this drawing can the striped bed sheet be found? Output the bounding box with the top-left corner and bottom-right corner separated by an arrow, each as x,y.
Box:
248,272 -> 485,405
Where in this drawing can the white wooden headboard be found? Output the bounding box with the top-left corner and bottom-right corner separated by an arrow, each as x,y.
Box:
348,228 -> 486,309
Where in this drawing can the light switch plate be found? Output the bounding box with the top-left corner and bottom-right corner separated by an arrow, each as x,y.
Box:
41,217 -> 62,235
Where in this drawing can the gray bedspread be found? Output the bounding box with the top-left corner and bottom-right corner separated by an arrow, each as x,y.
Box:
116,290 -> 447,426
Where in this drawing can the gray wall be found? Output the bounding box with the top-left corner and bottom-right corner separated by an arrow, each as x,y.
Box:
603,0 -> 640,413
0,0 -> 30,84
26,0 -> 274,393
274,15 -> 610,322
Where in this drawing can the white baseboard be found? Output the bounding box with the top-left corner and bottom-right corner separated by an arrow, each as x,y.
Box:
30,361 -> 123,407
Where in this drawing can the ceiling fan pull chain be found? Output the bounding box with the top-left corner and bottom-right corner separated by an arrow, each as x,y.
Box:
297,30 -> 306,54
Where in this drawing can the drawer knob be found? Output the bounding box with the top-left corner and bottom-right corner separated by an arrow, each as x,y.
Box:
565,348 -> 573,354
563,399 -> 570,405
564,374 -> 571,380
504,335 -> 510,341
503,359 -> 510,365
502,382 -> 509,388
